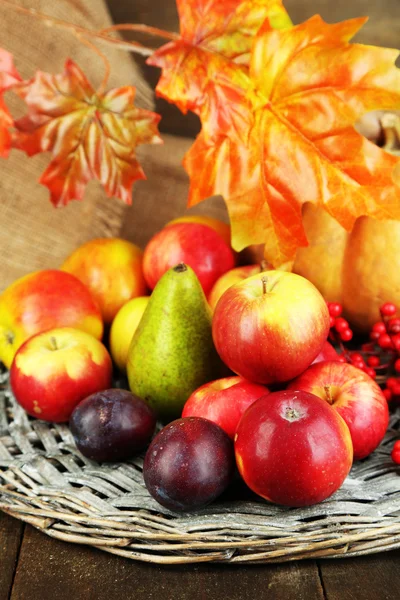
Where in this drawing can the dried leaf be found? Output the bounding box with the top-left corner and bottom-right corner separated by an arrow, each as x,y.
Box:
14,59 -> 162,206
0,49 -> 21,157
151,7 -> 400,266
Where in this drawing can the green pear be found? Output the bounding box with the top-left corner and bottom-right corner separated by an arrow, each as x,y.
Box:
127,264 -> 222,421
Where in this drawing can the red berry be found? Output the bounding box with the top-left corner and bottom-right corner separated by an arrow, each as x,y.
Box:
386,377 -> 398,390
328,303 -> 342,318
392,384 -> 400,397
395,359 -> 400,373
388,318 -> 400,334
369,331 -> 381,342
372,321 -> 387,334
391,441 -> 400,465
340,329 -> 353,342
367,355 -> 380,368
392,335 -> 400,352
335,318 -> 349,333
337,355 -> 347,363
329,315 -> 336,329
381,303 -> 397,317
364,367 -> 376,379
378,334 -> 393,349
383,388 -> 393,402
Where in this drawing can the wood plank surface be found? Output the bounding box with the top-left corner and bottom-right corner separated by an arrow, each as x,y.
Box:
0,513 -> 23,600
318,550 -> 400,600
9,525 -> 325,600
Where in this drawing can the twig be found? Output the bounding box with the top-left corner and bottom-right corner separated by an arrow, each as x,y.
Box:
76,35 -> 110,95
0,0 -> 160,57
99,24 -> 179,42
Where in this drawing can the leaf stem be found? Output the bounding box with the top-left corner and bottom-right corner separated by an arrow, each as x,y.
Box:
77,35 -> 110,95
98,24 -> 179,42
0,0 -> 157,57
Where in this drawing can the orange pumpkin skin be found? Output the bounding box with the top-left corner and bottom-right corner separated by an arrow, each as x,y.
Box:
293,204 -> 400,333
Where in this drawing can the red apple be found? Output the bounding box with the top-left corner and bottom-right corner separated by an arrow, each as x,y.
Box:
61,238 -> 147,324
235,390 -> 353,507
208,265 -> 264,312
143,222 -> 236,296
311,341 -> 340,365
182,377 -> 269,439
287,361 -> 389,460
10,327 -> 112,423
166,215 -> 231,247
0,270 -> 103,369
212,271 -> 330,384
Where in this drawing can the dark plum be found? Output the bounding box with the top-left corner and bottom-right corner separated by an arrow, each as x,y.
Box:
70,389 -> 156,462
143,417 -> 235,511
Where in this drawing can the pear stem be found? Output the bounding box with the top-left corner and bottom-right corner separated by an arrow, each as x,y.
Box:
262,276 -> 268,295
174,263 -> 187,273
324,385 -> 334,405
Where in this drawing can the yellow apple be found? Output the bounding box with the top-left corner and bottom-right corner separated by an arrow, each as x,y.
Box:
109,296 -> 150,372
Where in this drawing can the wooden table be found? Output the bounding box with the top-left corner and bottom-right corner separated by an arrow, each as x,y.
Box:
1,0 -> 400,597
1,510 -> 399,599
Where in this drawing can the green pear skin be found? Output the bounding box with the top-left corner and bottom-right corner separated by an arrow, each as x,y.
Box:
127,264 -> 222,421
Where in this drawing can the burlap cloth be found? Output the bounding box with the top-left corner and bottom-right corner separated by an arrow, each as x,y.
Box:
0,0 -> 229,292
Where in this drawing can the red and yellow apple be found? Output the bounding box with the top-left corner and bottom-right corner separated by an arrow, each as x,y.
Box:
212,271 -> 330,384
0,270 -> 103,369
288,361 -> 389,460
182,376 -> 269,439
143,222 -> 236,296
61,238 -> 147,324
311,341 -> 340,365
208,265 -> 263,311
235,390 -> 353,507
109,296 -> 150,372
10,327 -> 113,423
166,215 -> 231,247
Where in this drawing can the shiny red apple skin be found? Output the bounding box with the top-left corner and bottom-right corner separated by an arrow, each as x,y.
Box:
235,390 -> 353,507
212,271 -> 330,384
143,223 -> 236,296
288,361 -> 389,460
10,327 -> 112,423
311,341 -> 340,365
182,377 -> 269,439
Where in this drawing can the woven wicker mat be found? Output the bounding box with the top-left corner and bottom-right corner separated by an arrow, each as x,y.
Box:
0,367 -> 399,565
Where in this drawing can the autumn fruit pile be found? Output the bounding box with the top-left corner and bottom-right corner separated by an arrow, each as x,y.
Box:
0,217 -> 397,511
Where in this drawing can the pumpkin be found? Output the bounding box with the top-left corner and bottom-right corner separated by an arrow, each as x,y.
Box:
293,204 -> 400,333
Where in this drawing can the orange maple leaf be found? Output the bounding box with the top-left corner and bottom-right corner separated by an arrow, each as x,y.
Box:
151,7 -> 400,266
0,49 -> 21,157
148,0 -> 291,124
13,59 -> 162,206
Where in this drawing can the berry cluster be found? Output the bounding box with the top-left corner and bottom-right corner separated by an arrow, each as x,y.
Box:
327,301 -> 400,465
327,303 -> 375,379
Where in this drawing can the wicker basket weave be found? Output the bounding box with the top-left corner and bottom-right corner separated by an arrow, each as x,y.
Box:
0,366 -> 400,565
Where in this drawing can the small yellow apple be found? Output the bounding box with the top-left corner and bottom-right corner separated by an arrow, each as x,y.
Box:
110,297 -> 150,372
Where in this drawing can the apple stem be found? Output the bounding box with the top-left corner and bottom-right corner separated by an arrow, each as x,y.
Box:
261,276 -> 268,295
49,336 -> 58,351
5,330 -> 14,345
324,385 -> 334,405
